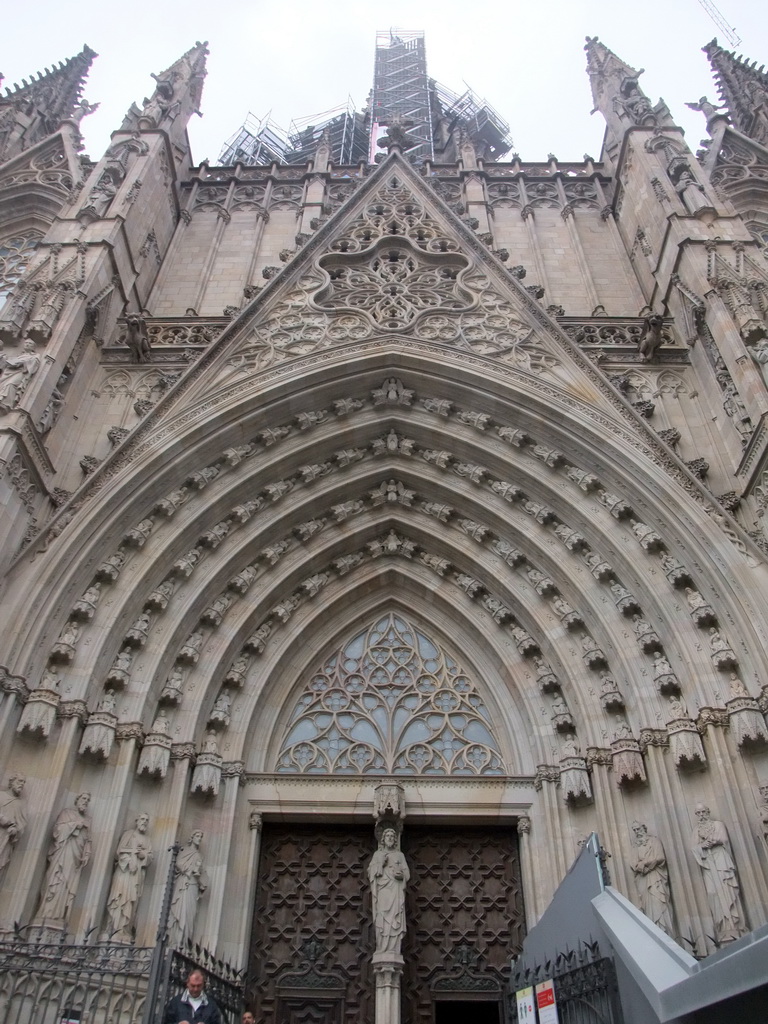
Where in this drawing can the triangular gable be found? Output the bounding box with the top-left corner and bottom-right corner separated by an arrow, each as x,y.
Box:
137,151 -> 627,422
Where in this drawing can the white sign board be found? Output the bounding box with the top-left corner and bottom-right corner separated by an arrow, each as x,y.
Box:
535,979 -> 560,1024
515,985 -> 536,1022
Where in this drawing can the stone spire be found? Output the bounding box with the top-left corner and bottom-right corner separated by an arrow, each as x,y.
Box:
0,45 -> 97,161
584,36 -> 673,144
120,41 -> 208,147
703,38 -> 768,145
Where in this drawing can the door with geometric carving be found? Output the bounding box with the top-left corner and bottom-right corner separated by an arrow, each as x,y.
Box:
401,826 -> 525,1024
246,824 -> 375,1024
246,823 -> 524,1024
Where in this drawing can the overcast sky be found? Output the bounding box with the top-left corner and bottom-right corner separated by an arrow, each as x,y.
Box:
3,0 -> 766,165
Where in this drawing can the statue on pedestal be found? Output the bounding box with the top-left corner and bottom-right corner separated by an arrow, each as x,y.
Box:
690,803 -> 747,944
167,830 -> 207,948
368,826 -> 409,955
104,812 -> 153,942
34,793 -> 92,926
629,822 -> 673,934
0,773 -> 26,883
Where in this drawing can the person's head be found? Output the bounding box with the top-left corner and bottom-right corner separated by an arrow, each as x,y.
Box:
632,821 -> 647,843
242,1013 -> 256,1024
695,803 -> 710,822
191,829 -> 204,846
136,813 -> 150,832
76,792 -> 91,813
187,970 -> 205,997
760,783 -> 768,802
8,773 -> 25,796
382,828 -> 397,849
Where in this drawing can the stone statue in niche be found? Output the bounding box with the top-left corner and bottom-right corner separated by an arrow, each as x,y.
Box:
725,672 -> 768,747
368,826 -> 410,956
103,812 -> 153,942
0,340 -> 42,412
652,651 -> 680,696
709,628 -> 738,670
136,710 -> 172,778
160,665 -> 186,706
72,582 -> 102,621
33,793 -> 92,927
675,168 -> 711,215
82,165 -> 123,220
208,689 -> 231,728
559,738 -> 592,803
750,338 -> 768,388
190,733 -> 222,796
167,830 -> 207,948
0,773 -> 26,883
691,803 -> 747,944
78,691 -> 118,760
758,784 -> 768,845
629,822 -> 673,935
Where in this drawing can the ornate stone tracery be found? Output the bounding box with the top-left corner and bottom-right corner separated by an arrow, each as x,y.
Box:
275,613 -> 504,775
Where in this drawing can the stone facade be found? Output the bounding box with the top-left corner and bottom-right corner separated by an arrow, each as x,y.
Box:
1,30 -> 768,1018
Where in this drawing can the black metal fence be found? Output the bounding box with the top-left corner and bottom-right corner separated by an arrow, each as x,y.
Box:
509,942 -> 624,1024
0,939 -> 243,1024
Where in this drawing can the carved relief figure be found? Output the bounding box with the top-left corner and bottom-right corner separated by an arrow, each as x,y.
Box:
0,773 -> 26,883
690,803 -> 747,943
368,827 -> 409,956
0,340 -> 41,411
629,822 -> 673,935
34,792 -> 92,926
104,812 -> 153,942
168,830 -> 207,948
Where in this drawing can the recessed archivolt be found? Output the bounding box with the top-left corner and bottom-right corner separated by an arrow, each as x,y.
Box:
14,383 -> 765,784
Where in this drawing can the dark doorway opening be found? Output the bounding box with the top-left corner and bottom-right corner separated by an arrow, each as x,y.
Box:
434,1000 -> 501,1024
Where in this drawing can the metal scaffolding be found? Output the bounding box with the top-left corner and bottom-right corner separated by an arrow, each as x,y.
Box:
217,29 -> 513,167
218,112 -> 288,165
370,29 -> 434,162
284,100 -> 369,165
434,82 -> 513,160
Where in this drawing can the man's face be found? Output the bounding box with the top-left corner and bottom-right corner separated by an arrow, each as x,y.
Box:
243,1014 -> 256,1024
187,973 -> 204,998
137,814 -> 149,833
9,776 -> 24,796
76,793 -> 90,813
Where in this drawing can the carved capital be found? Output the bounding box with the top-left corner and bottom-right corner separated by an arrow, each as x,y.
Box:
534,764 -> 560,790
0,667 -> 28,700
697,706 -> 728,730
115,721 -> 145,742
517,815 -> 531,835
57,699 -> 88,722
249,811 -> 263,832
222,760 -> 245,778
171,742 -> 197,761
638,728 -> 669,751
585,746 -> 613,768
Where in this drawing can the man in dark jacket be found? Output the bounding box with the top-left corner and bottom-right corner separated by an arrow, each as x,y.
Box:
164,969 -> 222,1024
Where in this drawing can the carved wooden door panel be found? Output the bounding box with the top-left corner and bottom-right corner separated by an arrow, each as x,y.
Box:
401,826 -> 525,1024
246,824 -> 374,1024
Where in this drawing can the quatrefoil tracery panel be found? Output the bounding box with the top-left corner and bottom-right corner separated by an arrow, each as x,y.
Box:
275,613 -> 504,775
317,243 -> 471,329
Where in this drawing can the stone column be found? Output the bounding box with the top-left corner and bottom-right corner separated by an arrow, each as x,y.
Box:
373,952 -> 404,1024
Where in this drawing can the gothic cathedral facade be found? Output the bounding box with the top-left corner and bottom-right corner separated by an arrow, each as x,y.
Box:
0,29 -> 768,1024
